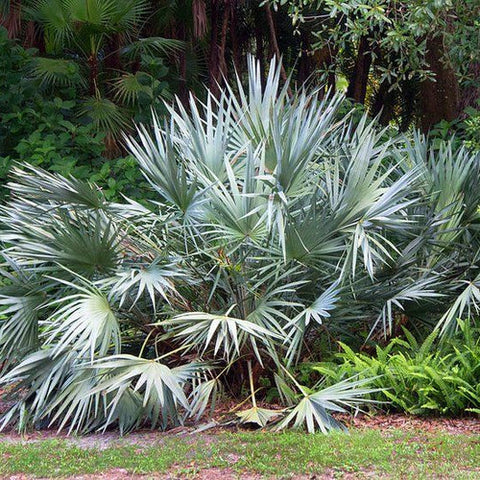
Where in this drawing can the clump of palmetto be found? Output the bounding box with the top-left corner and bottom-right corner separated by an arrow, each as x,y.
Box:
0,59 -> 479,434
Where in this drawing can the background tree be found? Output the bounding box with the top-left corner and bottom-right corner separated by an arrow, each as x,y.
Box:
272,0 -> 480,130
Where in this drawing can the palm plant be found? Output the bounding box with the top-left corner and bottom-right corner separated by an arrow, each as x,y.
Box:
21,0 -> 183,139
0,58 -> 479,434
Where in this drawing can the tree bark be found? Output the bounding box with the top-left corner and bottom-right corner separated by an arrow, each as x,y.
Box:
346,35 -> 372,104
208,1 -> 230,97
264,3 -> 290,92
298,32 -> 334,87
88,54 -> 99,95
177,12 -> 188,105
104,33 -> 122,75
1,0 -> 21,39
312,45 -> 336,96
230,5 -> 242,72
419,34 -> 459,131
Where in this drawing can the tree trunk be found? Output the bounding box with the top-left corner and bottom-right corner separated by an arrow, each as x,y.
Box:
346,35 -> 372,104
230,4 -> 242,72
218,2 -> 230,82
312,45 -> 336,96
264,4 -> 290,90
177,18 -> 188,105
207,1 -> 230,97
104,33 -> 122,76
419,34 -> 459,131
1,0 -> 21,39
88,54 -> 99,95
298,31 -> 336,90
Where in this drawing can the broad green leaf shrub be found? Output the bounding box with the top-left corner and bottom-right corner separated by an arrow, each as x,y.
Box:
0,28 -> 152,201
0,58 -> 480,434
311,320 -> 480,416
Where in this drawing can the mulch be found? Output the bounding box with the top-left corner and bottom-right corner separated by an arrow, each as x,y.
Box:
1,390 -> 479,438
339,412 -> 480,435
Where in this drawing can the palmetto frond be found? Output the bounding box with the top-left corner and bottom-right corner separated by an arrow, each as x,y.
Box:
89,354 -> 201,429
30,57 -> 85,88
6,164 -> 105,209
43,282 -> 121,361
159,309 -> 282,362
0,281 -> 42,357
275,372 -> 380,434
79,95 -> 128,136
236,361 -> 282,428
108,260 -> 184,311
25,0 -> 73,53
27,0 -> 150,46
0,349 -> 80,430
113,72 -> 154,106
121,37 -> 184,58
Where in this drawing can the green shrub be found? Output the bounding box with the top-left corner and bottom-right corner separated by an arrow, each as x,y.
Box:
0,59 -> 389,434
311,320 -> 480,415
429,103 -> 480,153
0,28 -> 152,202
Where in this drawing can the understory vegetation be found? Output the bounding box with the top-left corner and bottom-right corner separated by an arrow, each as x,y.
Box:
0,28 -> 152,201
0,59 -> 479,434
312,321 -> 480,416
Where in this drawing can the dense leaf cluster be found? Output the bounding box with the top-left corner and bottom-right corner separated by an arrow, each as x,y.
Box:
313,321 -> 480,416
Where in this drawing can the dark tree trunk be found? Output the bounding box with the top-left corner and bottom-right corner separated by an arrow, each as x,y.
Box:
297,31 -> 335,90
346,35 -> 372,104
264,3 -> 290,91
104,33 -> 122,75
1,0 -> 21,39
207,0 -> 231,97
218,2 -> 230,82
419,35 -> 459,131
297,30 -> 312,85
177,18 -> 188,105
88,55 -> 99,95
230,5 -> 242,72
371,80 -> 396,125
312,45 -> 336,96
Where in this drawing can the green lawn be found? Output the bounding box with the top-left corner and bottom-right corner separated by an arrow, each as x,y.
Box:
1,428 -> 479,478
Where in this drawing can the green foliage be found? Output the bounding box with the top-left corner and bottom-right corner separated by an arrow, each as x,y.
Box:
0,28 -> 152,201
428,104 -> 480,153
0,97 -> 149,201
276,0 -> 444,86
463,107 -> 480,152
271,0 -> 480,129
21,0 -> 181,139
0,27 -> 41,157
2,98 -> 104,166
275,0 -> 478,90
312,320 -> 480,415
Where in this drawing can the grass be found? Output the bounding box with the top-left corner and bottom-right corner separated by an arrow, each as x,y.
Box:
0,428 -> 479,478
